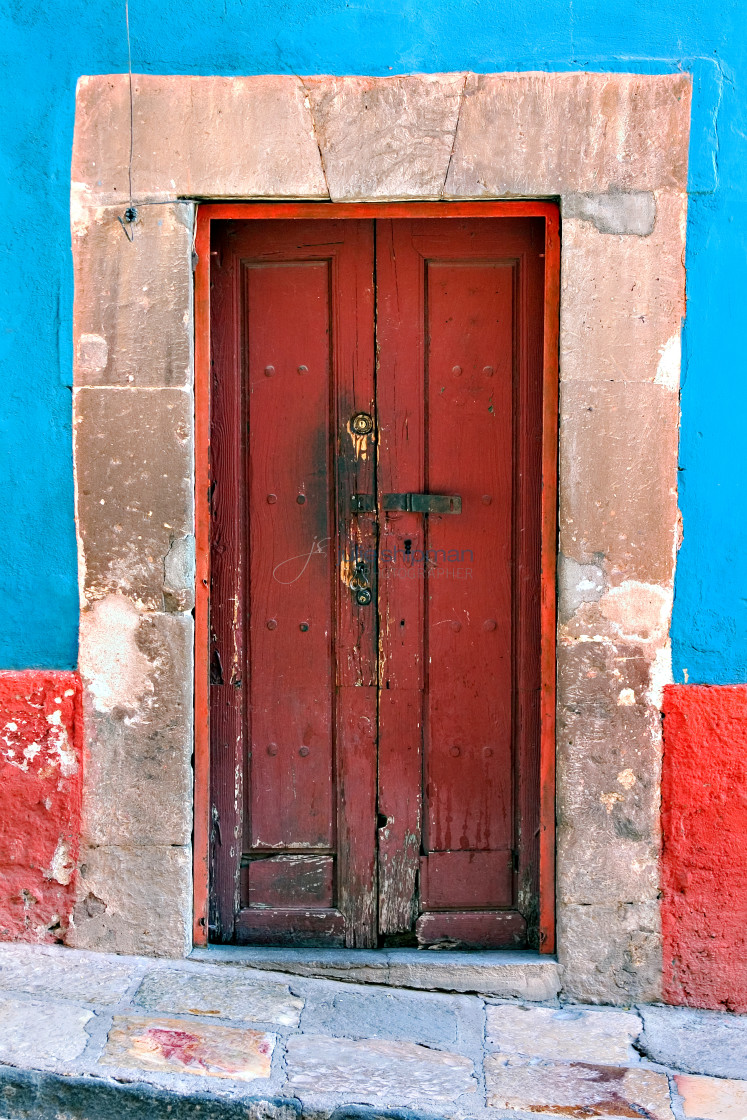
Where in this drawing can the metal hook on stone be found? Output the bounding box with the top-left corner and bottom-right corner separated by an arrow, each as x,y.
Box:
117,206 -> 138,242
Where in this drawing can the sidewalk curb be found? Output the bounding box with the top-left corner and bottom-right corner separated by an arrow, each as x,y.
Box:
0,1065 -> 428,1120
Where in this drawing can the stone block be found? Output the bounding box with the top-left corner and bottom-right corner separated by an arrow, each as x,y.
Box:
556,641 -> 661,906
304,74 -> 465,200
100,1015 -> 274,1081
446,72 -> 690,196
73,204 -> 193,389
74,386 -> 193,609
0,996 -> 92,1065
193,946 -> 562,1001
299,984 -> 469,1047
484,1055 -> 674,1118
0,943 -> 133,1005
73,74 -> 327,203
639,1005 -> 747,1079
558,901 -> 662,1005
66,844 -> 191,958
134,968 -> 303,1027
675,1074 -> 747,1120
561,191 -> 686,385
79,604 -> 192,847
485,1004 -> 642,1065
285,1034 -> 475,1105
559,380 -> 679,585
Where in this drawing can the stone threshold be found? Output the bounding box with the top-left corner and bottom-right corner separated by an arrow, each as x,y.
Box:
190,945 -> 562,1002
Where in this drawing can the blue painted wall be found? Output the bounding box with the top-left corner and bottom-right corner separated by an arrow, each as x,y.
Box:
1,0 -> 745,680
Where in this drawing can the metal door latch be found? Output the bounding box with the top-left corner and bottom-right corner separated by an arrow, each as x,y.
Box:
351,493 -> 461,514
383,493 -> 462,514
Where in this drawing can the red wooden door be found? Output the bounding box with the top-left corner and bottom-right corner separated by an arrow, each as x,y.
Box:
209,215 -> 546,949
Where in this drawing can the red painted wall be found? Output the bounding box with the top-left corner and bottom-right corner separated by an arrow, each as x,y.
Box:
662,684 -> 747,1012
0,671 -> 82,942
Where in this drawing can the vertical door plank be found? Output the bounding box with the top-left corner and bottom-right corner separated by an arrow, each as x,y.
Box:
333,220 -> 378,945
375,220 -> 425,934
209,233 -> 245,941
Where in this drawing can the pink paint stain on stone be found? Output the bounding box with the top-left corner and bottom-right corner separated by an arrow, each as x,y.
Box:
101,1015 -> 274,1081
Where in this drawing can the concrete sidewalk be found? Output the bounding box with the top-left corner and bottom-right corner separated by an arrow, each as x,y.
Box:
0,944 -> 744,1120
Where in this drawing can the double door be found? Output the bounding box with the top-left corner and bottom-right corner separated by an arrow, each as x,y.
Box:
209,215 -> 547,948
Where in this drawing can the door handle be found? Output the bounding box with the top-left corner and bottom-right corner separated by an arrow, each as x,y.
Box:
351,493 -> 462,514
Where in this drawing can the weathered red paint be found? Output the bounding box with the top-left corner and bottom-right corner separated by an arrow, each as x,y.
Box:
0,671 -> 83,942
661,684 -> 747,1012
196,202 -> 558,952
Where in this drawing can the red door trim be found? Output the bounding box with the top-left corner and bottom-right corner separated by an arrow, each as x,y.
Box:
193,201 -> 559,953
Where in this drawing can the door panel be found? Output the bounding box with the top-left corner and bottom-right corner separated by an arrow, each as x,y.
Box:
374,218 -> 545,947
209,213 -> 547,950
210,219 -> 377,946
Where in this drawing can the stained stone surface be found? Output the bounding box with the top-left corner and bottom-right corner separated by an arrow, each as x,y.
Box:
304,73 -> 465,200
101,1015 -> 274,1081
484,1055 -> 675,1118
639,1005 -> 747,1079
486,1003 -> 642,1064
134,968 -> 303,1027
675,1074 -> 747,1120
0,996 -> 93,1064
285,1034 -> 476,1104
0,943 -> 133,1005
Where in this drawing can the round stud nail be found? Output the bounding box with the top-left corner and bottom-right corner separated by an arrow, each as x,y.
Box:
482,494 -> 492,505
297,364 -> 308,374
484,619 -> 497,631
297,494 -> 306,504
450,745 -> 461,757
451,620 -> 462,632
267,619 -> 277,630
267,743 -> 278,756
299,622 -> 309,632
264,365 -> 275,377
483,365 -> 494,376
483,746 -> 494,758
452,365 -> 462,376
267,493 -> 277,504
299,746 -> 310,757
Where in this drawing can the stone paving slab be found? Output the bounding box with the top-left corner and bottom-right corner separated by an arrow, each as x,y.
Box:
134,967 -> 303,1026
286,1035 -> 476,1105
484,1056 -> 675,1118
0,943 -> 743,1120
674,1073 -> 747,1120
486,1003 -> 642,1064
100,1015 -> 275,1082
639,1004 -> 747,1079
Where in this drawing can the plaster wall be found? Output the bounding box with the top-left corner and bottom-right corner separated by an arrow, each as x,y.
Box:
0,0 -> 745,688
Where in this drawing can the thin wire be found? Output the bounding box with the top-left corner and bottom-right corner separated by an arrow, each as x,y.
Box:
125,0 -> 134,208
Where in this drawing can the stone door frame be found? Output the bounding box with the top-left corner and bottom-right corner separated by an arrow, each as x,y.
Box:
71,72 -> 689,1003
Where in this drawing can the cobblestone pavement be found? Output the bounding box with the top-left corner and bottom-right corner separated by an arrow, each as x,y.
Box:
0,944 -> 744,1120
